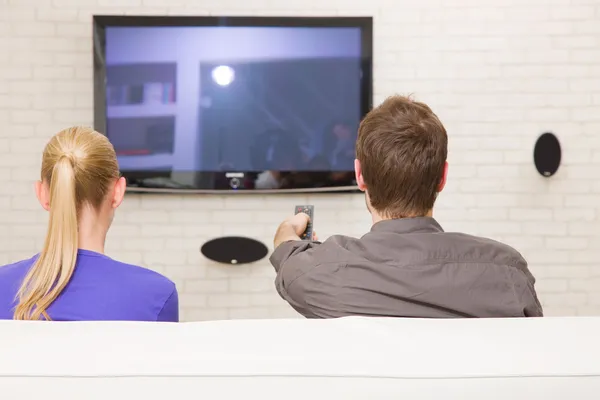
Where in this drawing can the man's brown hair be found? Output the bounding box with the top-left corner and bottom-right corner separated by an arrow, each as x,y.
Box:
356,95 -> 448,219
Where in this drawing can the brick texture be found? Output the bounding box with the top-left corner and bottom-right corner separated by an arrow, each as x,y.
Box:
1,0 -> 599,320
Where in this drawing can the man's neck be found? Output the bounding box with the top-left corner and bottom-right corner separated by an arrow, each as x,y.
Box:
371,209 -> 433,225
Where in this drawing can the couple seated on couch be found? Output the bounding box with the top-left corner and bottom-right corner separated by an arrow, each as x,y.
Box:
0,96 -> 543,322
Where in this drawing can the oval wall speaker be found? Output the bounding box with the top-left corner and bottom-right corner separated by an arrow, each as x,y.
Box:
200,236 -> 269,265
533,132 -> 561,177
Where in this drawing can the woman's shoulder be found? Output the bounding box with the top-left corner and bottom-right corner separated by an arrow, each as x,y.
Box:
0,256 -> 39,315
83,252 -> 176,294
0,255 -> 38,279
115,260 -> 175,289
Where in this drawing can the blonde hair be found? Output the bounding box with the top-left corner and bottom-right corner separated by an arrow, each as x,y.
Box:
14,126 -> 120,320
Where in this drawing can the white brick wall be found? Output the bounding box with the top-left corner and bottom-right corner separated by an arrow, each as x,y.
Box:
1,0 -> 599,320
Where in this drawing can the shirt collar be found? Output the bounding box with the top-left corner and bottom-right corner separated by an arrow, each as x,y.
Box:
370,217 -> 444,234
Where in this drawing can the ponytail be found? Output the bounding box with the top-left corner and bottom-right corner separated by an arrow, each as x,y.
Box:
14,156 -> 79,320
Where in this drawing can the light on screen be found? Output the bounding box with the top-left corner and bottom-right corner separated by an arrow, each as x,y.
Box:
211,65 -> 235,86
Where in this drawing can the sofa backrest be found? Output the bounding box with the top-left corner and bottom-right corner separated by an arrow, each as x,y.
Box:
1,316 -> 599,399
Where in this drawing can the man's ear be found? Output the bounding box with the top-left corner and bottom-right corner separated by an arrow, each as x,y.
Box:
438,161 -> 448,192
354,159 -> 367,191
35,180 -> 50,211
111,177 -> 126,209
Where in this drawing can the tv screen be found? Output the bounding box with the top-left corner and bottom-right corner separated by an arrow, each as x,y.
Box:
93,16 -> 373,193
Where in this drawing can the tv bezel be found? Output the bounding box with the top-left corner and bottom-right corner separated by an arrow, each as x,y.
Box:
93,15 -> 373,194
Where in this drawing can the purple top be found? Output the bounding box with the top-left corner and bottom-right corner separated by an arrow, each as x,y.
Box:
0,249 -> 178,322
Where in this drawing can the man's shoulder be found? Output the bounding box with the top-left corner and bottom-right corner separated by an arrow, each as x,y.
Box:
272,230 -> 528,271
356,228 -> 527,268
440,231 -> 527,267
322,233 -> 361,246
319,234 -> 367,253
270,234 -> 361,271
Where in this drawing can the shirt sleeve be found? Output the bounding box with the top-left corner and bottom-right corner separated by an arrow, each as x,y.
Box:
157,287 -> 179,322
270,240 -> 331,318
510,260 -> 544,317
270,240 -> 321,273
521,280 -> 544,317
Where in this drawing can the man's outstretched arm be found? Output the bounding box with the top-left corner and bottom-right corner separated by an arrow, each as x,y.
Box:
270,212 -> 325,317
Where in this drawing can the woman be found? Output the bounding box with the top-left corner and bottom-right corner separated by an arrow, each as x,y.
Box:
0,127 -> 178,321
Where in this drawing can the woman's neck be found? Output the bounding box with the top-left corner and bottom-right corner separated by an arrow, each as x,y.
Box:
77,208 -> 108,254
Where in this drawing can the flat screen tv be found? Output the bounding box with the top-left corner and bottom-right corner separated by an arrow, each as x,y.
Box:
93,15 -> 373,193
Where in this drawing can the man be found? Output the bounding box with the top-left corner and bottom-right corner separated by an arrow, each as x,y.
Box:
270,95 -> 543,319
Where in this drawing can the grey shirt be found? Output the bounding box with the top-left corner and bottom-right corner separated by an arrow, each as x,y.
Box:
270,217 -> 543,319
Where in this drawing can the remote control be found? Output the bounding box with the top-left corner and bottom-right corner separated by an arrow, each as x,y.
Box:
294,205 -> 314,241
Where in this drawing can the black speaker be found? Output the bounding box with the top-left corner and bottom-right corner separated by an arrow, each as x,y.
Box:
200,236 -> 269,265
534,132 -> 561,178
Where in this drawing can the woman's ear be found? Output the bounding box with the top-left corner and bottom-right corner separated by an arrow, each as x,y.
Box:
35,180 -> 50,211
111,177 -> 126,209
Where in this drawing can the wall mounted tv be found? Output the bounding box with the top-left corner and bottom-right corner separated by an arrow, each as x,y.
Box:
93,15 -> 373,193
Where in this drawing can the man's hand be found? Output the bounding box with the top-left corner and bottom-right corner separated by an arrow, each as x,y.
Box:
273,213 -> 318,248
288,212 -> 310,236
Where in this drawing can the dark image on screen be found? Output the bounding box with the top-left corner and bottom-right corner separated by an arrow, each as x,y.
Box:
202,58 -> 360,172
103,26 -> 363,174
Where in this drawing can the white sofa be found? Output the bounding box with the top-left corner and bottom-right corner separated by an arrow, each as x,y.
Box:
0,316 -> 599,399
